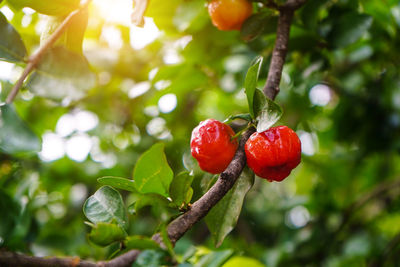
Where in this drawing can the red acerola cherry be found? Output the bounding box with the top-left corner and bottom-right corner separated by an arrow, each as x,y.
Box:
191,119 -> 238,174
245,126 -> 301,182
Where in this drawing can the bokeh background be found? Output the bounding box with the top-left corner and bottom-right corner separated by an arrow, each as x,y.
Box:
1,0 -> 400,266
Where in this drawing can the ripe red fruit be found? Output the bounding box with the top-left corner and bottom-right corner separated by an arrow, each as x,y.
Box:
207,0 -> 253,31
245,126 -> 301,182
191,119 -> 238,174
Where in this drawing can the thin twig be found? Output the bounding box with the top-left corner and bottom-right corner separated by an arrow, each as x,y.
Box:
5,0 -> 91,104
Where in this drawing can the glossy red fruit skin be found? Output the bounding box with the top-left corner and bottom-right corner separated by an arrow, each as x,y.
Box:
191,119 -> 238,174
207,0 -> 253,31
245,126 -> 301,182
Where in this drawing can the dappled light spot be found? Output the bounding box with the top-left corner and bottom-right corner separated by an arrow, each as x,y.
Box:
128,81 -> 151,99
0,62 -> 13,80
158,93 -> 177,113
56,110 -> 99,137
39,132 -> 65,162
70,183 -> 88,206
309,84 -> 331,106
130,17 -> 161,50
92,0 -> 131,25
144,105 -> 159,117
101,26 -> 123,50
297,130 -> 317,156
286,205 -> 310,229
220,73 -> 237,92
154,80 -> 171,90
146,117 -> 172,140
0,6 -> 14,20
65,133 -> 92,162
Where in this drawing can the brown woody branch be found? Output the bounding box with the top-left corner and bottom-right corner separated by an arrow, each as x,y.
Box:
0,1 -> 307,266
5,1 -> 91,104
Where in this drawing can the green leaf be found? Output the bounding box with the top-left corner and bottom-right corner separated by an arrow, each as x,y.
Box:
244,57 -> 263,119
88,222 -> 127,247
224,113 -> 252,124
328,13 -> 373,49
169,171 -> 194,208
27,46 -> 95,101
160,223 -> 176,258
83,186 -> 128,230
241,13 -> 269,42
132,249 -> 167,267
134,194 -> 178,221
254,90 -> 283,132
0,104 -> 41,154
97,176 -> 137,193
222,256 -> 265,267
195,249 -> 234,267
6,0 -> 80,16
301,0 -> 330,30
205,168 -> 254,247
125,235 -> 160,250
133,143 -> 173,197
0,12 -> 26,62
0,189 -> 21,242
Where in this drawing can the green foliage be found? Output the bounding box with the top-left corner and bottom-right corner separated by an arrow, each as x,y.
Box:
0,104 -> 41,154
244,56 -> 263,119
88,222 -> 127,247
6,0 -> 80,16
0,11 -> 26,62
222,256 -> 265,267
83,186 -> 128,230
125,235 -> 160,250
254,91 -> 283,132
1,0 -> 400,266
205,168 -> 254,247
133,143 -> 173,197
97,176 -> 137,192
27,46 -> 95,101
327,12 -> 373,48
169,171 -> 194,208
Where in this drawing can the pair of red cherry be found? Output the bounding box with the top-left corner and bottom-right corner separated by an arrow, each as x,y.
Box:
190,119 -> 301,182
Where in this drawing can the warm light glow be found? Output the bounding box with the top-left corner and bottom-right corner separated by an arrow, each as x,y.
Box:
92,0 -> 132,25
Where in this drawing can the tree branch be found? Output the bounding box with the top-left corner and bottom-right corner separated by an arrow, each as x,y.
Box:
0,0 -> 307,266
263,0 -> 306,99
5,0 -> 91,104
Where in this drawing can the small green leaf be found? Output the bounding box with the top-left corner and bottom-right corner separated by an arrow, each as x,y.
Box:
244,57 -> 263,119
224,113 -> 252,124
169,171 -> 194,208
83,186 -> 128,230
328,13 -> 373,49
254,90 -> 283,132
125,235 -> 160,250
97,176 -> 137,193
0,12 -> 27,62
133,143 -> 173,197
27,46 -> 95,101
88,222 -> 127,247
205,168 -> 254,247
6,0 -> 80,16
222,256 -> 265,267
0,104 -> 41,154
